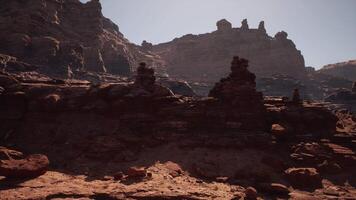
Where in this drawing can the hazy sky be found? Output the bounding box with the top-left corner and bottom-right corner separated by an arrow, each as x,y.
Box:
81,0 -> 356,69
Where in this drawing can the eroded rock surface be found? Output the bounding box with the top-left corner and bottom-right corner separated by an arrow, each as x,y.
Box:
0,0 -> 162,78
152,19 -> 306,83
319,60 -> 356,81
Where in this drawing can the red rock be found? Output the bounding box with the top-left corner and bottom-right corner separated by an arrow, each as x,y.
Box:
0,0 -> 162,78
258,183 -> 290,196
152,19 -> 306,83
319,60 -> 356,81
0,154 -> 49,178
113,171 -> 124,180
284,168 -> 322,189
126,167 -> 147,178
208,56 -> 268,131
245,187 -> 258,200
0,147 -> 24,160
271,124 -> 287,136
164,161 -> 183,177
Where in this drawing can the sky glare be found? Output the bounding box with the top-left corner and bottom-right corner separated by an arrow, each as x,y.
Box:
81,0 -> 356,69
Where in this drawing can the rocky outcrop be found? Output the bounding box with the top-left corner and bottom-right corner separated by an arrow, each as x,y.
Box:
325,81 -> 356,112
318,60 -> 356,81
1,57 -> 355,199
0,0 -> 160,78
209,56 -> 267,130
284,168 -> 322,189
152,19 -> 306,83
0,147 -> 49,179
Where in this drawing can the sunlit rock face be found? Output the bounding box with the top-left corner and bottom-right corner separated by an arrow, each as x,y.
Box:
0,0 -> 155,77
152,19 -> 306,83
318,60 -> 356,81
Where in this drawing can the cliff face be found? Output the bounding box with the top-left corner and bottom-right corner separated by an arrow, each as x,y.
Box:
0,0 -> 160,78
152,19 -> 306,83
318,60 -> 356,81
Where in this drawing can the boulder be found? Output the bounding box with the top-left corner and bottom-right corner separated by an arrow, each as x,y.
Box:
258,183 -> 290,196
284,168 -> 322,189
0,147 -> 24,160
126,166 -> 147,178
0,154 -> 49,179
244,187 -> 258,200
164,161 -> 183,177
271,124 -> 287,137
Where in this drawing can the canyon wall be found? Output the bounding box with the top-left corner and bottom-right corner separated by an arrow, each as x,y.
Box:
318,60 -> 356,81
152,19 -> 306,83
0,0 -> 162,78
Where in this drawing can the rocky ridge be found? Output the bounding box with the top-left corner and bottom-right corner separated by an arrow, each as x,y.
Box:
1,57 -> 355,199
152,19 -> 306,83
0,0 -> 164,78
319,60 -> 356,81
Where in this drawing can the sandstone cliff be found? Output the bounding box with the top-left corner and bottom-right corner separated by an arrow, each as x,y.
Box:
0,0 -> 162,78
318,60 -> 356,81
152,19 -> 306,83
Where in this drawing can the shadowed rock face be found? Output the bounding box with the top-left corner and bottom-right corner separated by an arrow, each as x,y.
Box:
152,19 -> 306,83
0,0 -> 157,78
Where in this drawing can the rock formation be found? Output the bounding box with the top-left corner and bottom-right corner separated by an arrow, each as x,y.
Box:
209,57 -> 261,103
325,81 -> 356,112
241,19 -> 249,30
292,88 -> 301,104
217,19 -> 232,32
1,56 -> 355,199
0,0 -> 160,78
0,148 -> 49,179
131,62 -> 173,97
318,60 -> 356,81
152,19 -> 306,83
208,57 -> 267,130
258,21 -> 266,34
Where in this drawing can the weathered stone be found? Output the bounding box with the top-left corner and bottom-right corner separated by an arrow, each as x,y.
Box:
318,60 -> 356,81
0,147 -> 24,160
284,168 -> 322,189
141,40 -> 153,51
0,0 -> 162,78
271,124 -> 287,137
0,154 -> 49,179
152,20 -> 306,83
245,187 -> 258,200
164,161 -> 183,177
258,183 -> 290,196
126,166 -> 147,178
217,19 -> 232,32
208,57 -> 268,131
258,21 -> 266,34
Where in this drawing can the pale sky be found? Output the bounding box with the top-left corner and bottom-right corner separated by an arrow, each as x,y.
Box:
81,0 -> 356,69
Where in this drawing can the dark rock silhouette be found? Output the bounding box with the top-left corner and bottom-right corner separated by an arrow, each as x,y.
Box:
217,19 -> 232,32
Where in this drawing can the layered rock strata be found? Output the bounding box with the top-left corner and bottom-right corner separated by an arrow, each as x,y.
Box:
152,19 -> 306,83
0,0 -> 161,78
